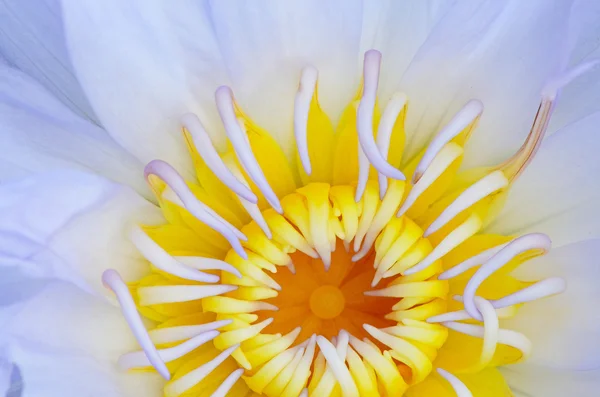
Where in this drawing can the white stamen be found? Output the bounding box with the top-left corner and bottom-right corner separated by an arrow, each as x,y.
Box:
492,277 -> 566,308
222,155 -> 272,238
181,113 -> 257,203
473,297 -> 498,368
130,226 -> 219,283
144,160 -> 247,259
164,344 -> 239,397
138,284 -> 237,306
149,319 -> 232,344
376,93 -> 408,198
300,389 -> 309,397
294,66 -> 318,175
412,100 -> 483,184
443,321 -> 532,360
336,329 -> 350,359
542,60 -> 600,100
438,242 -> 509,280
101,269 -> 170,380
357,50 -> 406,195
316,336 -> 359,397
210,368 -> 244,397
397,143 -> 463,216
215,86 -> 282,213
424,171 -> 508,236
175,256 -> 242,279
427,306 -> 516,324
463,233 -> 551,320
404,213 -> 481,275
436,368 -> 472,397
119,330 -> 219,370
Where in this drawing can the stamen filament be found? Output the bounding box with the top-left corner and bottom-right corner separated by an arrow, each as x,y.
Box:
412,100 -> 483,184
130,225 -> 219,283
215,86 -> 282,212
101,269 -> 170,380
144,160 -> 248,258
149,319 -> 232,344
376,93 -> 408,198
181,112 -> 257,203
463,233 -> 551,320
119,330 -> 219,369
357,50 -> 406,196
436,368 -> 472,397
294,66 -> 319,175
424,170 -> 508,237
211,368 -> 244,397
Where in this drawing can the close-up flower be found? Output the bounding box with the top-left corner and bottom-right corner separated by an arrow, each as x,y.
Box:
1,1 -> 600,396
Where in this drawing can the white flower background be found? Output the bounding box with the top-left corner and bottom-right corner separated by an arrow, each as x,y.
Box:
0,0 -> 600,396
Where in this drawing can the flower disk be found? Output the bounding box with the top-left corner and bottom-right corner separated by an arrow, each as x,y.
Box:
102,51 -> 566,397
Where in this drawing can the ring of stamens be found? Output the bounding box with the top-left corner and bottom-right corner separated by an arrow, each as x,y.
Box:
96,49 -> 590,397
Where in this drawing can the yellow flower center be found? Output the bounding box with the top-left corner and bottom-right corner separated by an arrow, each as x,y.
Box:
101,50 -> 569,397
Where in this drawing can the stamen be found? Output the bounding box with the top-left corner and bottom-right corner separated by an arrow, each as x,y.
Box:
119,330 -> 219,370
300,389 -> 309,397
222,154 -> 273,238
101,269 -> 170,380
211,368 -> 244,397
397,143 -> 463,217
175,256 -> 242,279
164,344 -> 239,397
412,100 -> 483,184
463,233 -> 551,320
438,242 -> 509,280
542,60 -> 599,100
442,321 -> 532,360
149,319 -> 232,344
424,171 -> 509,236
130,226 -> 219,283
181,113 -> 257,203
404,213 -> 481,276
137,284 -> 237,306
427,306 -> 516,324
281,334 -> 317,396
491,277 -> 566,308
316,335 -> 360,397
436,368 -> 472,397
473,297 -> 499,369
357,50 -> 406,198
144,160 -> 248,258
376,93 -> 408,198
294,66 -> 319,175
215,86 -> 282,212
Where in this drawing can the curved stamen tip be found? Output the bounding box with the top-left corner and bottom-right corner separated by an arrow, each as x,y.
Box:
102,269 -> 171,380
215,85 -> 234,103
437,368 -> 473,397
180,112 -> 258,204
542,59 -> 600,100
357,49 -> 406,183
412,99 -> 483,185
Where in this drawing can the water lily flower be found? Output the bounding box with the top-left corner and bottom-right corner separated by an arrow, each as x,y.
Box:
1,1 -> 599,396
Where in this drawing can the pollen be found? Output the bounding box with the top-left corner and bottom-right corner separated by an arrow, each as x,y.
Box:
101,50 -> 574,397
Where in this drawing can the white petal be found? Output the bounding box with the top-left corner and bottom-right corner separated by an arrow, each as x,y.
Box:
202,0 -> 363,150
504,240 -> 600,370
3,281 -> 164,397
397,0 -> 572,166
361,0 -> 454,101
502,364 -> 600,397
487,112 -> 600,247
548,0 -> 600,134
0,63 -> 150,196
0,0 -> 98,122
0,170 -> 163,294
62,0 -> 229,178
